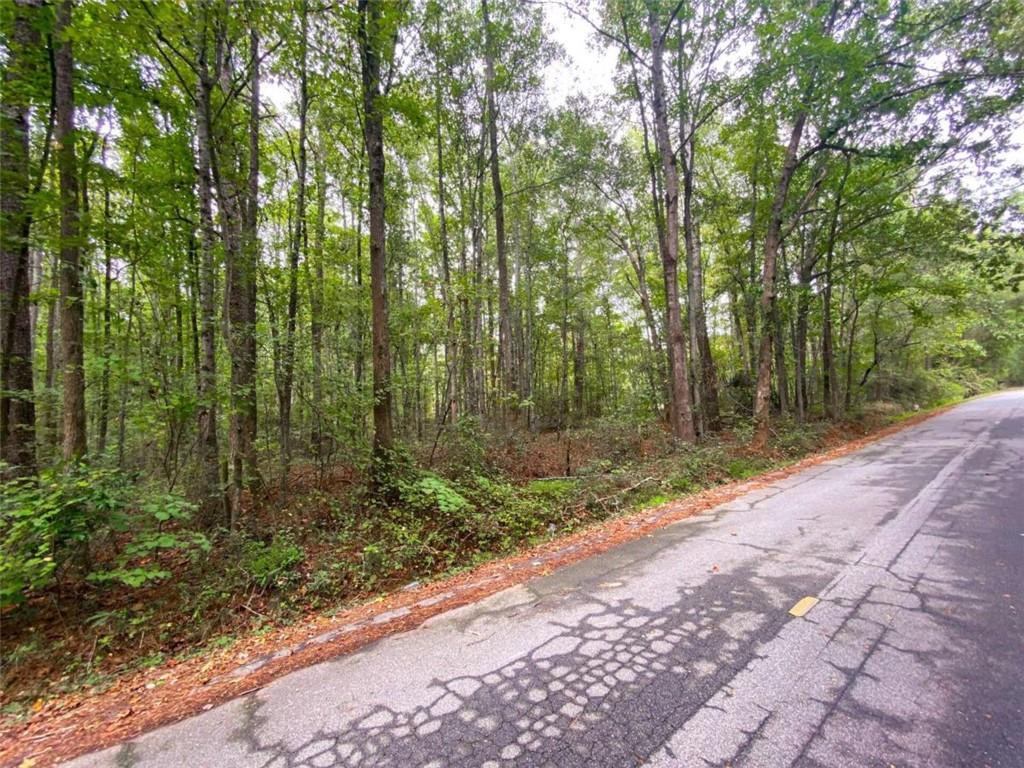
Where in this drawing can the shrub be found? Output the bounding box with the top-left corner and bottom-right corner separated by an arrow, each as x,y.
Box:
399,474 -> 471,516
240,537 -> 305,590
438,417 -> 489,475
0,465 -> 208,607
725,457 -> 765,479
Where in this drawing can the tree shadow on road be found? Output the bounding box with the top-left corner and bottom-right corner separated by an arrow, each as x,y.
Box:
217,566 -> 809,768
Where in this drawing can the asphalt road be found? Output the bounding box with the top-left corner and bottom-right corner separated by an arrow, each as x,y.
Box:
67,392 -> 1024,767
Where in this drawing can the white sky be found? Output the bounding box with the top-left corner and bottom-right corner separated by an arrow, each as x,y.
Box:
541,2 -> 618,107
541,2 -> 1023,209
262,3 -> 1022,210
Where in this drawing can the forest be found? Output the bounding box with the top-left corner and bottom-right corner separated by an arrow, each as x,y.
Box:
1,0 -> 1023,719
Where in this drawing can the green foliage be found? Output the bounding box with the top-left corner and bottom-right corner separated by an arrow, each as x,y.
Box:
437,417 -> 490,475
240,537 -> 305,590
0,466 -> 207,607
399,473 -> 471,516
725,457 -> 764,479
773,423 -> 825,456
525,478 -> 577,500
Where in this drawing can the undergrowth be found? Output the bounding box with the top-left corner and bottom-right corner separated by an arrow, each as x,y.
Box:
0,408 -> 910,717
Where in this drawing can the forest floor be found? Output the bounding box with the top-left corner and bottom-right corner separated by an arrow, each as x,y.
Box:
0,403 -> 952,767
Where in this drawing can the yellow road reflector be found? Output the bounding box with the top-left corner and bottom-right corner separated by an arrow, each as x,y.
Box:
789,596 -> 820,617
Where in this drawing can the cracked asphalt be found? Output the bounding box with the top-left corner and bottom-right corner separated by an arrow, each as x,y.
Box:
66,392 -> 1024,767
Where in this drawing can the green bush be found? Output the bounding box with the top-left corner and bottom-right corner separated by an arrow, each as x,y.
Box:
0,465 -> 208,608
399,474 -> 472,516
240,537 -> 305,589
523,477 -> 577,502
438,417 -> 489,475
725,457 -> 766,479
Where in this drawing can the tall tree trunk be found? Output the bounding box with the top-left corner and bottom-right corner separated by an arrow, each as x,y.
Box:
43,249 -> 58,453
794,228 -> 813,423
822,159 -> 849,419
55,0 -> 86,462
680,140 -> 720,433
96,144 -> 113,453
359,0 -> 394,468
214,12 -> 262,520
751,110 -> 806,449
773,246 -> 790,416
279,1 -> 307,493
573,315 -> 585,419
433,39 -> 456,425
481,0 -> 514,420
0,0 -> 40,475
309,139 -> 326,458
241,18 -> 261,491
193,8 -> 225,525
622,15 -> 670,420
745,158 -> 760,381
843,292 -> 860,412
751,0 -> 837,448
647,7 -> 695,442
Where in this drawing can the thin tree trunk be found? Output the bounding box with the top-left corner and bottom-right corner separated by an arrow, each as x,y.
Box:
359,0 -> 394,468
844,292 -> 860,412
241,18 -> 261,492
279,1 -> 307,494
794,228 -> 813,423
559,239 -> 570,429
44,249 -> 58,453
433,39 -> 456,425
353,183 -> 366,390
751,110 -> 806,448
822,249 -> 838,417
116,263 -> 137,469
193,7 -> 225,525
751,0 -> 838,448
647,6 -> 695,442
773,245 -> 790,416
822,159 -> 850,419
680,142 -> 719,432
481,0 -> 514,419
745,159 -> 759,380
55,0 -> 86,462
309,139 -> 326,458
573,314 -> 585,419
96,143 -> 113,453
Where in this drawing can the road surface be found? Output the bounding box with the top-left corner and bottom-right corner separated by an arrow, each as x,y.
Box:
68,392 -> 1024,767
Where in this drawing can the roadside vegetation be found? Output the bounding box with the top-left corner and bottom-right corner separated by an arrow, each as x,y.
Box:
2,0 -> 1023,731
2,407 -> 944,717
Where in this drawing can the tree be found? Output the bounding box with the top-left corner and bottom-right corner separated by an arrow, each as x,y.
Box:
193,0 -> 225,524
277,0 -> 308,493
0,0 -> 43,475
481,0 -> 516,420
358,0 -> 394,468
646,2 -> 696,441
55,0 -> 87,462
